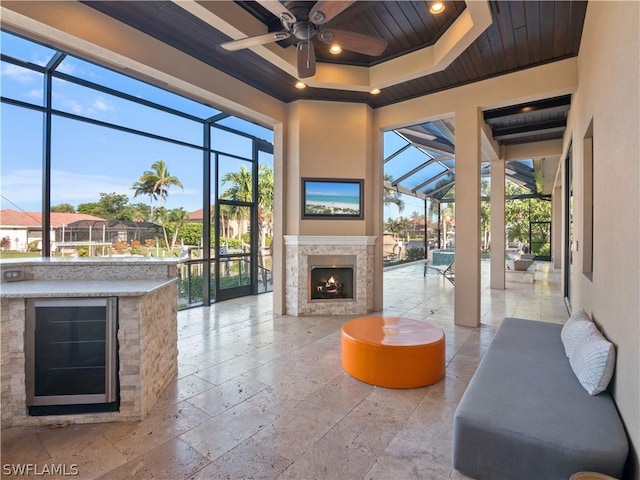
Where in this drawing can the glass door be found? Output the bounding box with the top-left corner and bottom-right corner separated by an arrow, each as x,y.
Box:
215,202 -> 253,300
214,154 -> 256,301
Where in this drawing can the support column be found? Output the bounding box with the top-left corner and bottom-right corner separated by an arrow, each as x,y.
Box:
490,159 -> 506,289
454,106 -> 481,327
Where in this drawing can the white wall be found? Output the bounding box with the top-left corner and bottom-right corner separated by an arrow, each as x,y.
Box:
0,229 -> 28,252
561,1 -> 640,474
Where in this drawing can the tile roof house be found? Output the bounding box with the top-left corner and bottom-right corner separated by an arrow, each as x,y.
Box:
0,209 -> 105,251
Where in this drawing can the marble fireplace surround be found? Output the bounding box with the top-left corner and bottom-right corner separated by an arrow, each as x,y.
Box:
284,236 -> 376,316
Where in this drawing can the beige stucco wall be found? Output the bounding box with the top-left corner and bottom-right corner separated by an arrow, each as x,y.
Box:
284,100 -> 374,237
560,1 -> 640,473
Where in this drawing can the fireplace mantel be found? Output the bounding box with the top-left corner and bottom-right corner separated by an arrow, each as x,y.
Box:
283,236 -> 376,316
283,236 -> 376,246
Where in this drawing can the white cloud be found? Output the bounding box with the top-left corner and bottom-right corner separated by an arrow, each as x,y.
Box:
56,61 -> 75,75
51,93 -> 115,117
50,170 -> 131,203
92,96 -> 114,112
0,168 -> 132,211
60,98 -> 85,115
27,89 -> 42,99
1,63 -> 39,84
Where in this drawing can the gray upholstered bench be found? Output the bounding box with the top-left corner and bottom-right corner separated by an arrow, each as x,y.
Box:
453,318 -> 628,480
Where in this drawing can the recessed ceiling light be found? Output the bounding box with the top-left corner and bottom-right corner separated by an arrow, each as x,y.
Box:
329,44 -> 342,55
295,81 -> 306,89
370,88 -> 381,95
429,2 -> 445,14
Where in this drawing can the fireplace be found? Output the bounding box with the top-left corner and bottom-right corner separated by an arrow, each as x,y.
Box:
284,236 -> 375,316
310,266 -> 354,301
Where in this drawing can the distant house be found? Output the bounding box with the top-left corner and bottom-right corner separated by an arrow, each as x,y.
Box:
0,209 -> 105,251
0,209 -> 163,252
187,206 -> 245,240
60,219 -> 163,245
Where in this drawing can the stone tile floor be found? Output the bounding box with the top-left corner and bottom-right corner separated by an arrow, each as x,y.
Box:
1,261 -> 568,479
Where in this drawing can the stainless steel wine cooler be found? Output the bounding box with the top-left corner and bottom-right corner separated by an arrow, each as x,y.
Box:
25,297 -> 118,413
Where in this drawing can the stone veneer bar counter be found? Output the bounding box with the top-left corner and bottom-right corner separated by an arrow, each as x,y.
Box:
0,257 -> 180,427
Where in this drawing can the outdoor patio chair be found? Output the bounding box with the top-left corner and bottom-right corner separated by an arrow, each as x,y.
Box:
424,260 -> 455,285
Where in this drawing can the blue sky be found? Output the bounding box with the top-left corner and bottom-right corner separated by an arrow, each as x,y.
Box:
305,181 -> 360,198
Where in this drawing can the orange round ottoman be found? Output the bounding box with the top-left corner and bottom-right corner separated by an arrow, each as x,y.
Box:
341,316 -> 445,388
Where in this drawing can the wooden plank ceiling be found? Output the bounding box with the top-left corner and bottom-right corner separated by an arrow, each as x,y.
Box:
83,1 -> 587,151
85,1 -> 588,108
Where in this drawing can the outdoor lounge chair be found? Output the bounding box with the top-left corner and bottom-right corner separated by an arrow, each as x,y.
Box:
424,260 -> 455,285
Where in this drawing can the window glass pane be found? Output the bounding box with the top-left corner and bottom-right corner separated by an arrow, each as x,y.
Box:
212,127 -> 252,159
383,130 -> 409,158
383,191 -> 425,224
56,56 -> 220,119
1,30 -> 57,66
385,147 -> 431,181
1,60 -> 44,105
50,115 -> 202,257
421,173 -> 455,195
0,104 -> 43,252
257,150 -> 273,293
215,116 -> 273,143
218,155 -> 253,201
52,78 -> 202,145
401,162 -> 448,191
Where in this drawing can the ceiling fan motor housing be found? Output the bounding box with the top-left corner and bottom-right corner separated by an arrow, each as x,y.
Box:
292,22 -> 317,41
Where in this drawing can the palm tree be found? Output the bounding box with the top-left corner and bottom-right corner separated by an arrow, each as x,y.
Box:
220,166 -> 253,242
132,160 -> 183,218
167,208 -> 189,251
384,174 -> 405,212
257,165 -> 274,248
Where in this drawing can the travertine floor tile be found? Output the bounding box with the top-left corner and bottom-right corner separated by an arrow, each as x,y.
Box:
188,437 -> 292,480
96,438 -> 208,480
179,401 -> 277,461
104,400 -> 212,460
365,435 -> 453,480
1,261 -> 568,480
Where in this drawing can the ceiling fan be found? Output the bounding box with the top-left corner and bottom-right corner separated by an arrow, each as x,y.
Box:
219,0 -> 389,79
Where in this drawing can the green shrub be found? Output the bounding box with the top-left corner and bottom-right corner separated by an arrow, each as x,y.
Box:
406,247 -> 425,261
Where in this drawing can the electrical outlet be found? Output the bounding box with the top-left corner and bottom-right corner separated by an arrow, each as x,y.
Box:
2,269 -> 25,282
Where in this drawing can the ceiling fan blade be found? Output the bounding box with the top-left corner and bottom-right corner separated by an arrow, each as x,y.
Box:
256,0 -> 297,25
309,1 -> 355,25
297,41 -> 316,78
319,29 -> 388,57
220,31 -> 290,52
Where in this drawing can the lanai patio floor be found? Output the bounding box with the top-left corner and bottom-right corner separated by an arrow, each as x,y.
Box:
1,260 -> 568,479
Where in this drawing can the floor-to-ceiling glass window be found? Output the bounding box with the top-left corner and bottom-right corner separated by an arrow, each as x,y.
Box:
0,30 -> 273,309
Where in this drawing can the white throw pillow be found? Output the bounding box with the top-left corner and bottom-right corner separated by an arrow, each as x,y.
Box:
569,322 -> 616,395
560,309 -> 592,357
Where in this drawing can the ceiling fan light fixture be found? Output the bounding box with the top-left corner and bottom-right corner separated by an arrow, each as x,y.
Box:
295,81 -> 307,89
329,44 -> 342,55
429,1 -> 445,14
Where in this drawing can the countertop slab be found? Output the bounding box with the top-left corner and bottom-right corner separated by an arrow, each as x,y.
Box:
0,278 -> 178,298
0,257 -> 182,266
